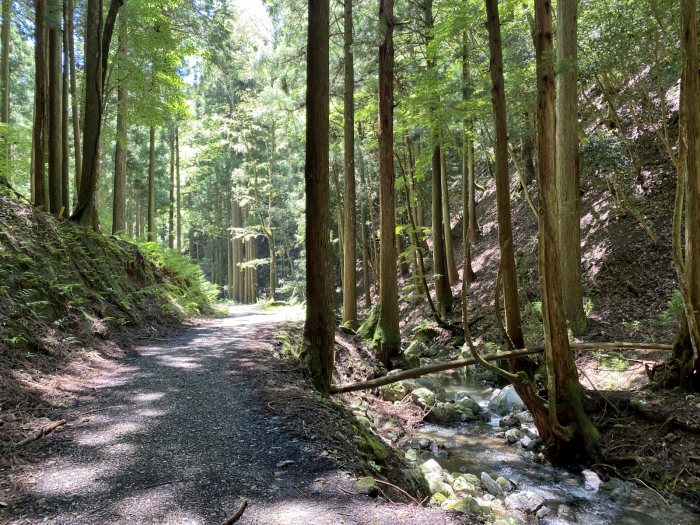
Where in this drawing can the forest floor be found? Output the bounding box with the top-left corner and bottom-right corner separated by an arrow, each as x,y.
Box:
0,305 -> 476,525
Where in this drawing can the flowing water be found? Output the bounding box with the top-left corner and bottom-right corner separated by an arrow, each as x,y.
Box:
411,369 -> 700,525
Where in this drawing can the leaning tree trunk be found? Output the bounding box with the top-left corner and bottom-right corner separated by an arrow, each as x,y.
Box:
440,141 -> 459,285
302,0 -> 335,396
462,31 -> 476,284
556,0 -> 586,334
342,0 -> 358,329
375,0 -> 401,367
535,0 -> 599,460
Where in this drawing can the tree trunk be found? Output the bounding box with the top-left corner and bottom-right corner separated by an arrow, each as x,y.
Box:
112,24 -> 127,235
147,126 -> 156,242
66,0 -> 80,194
556,0 -> 586,334
61,1 -> 70,212
72,0 -> 123,230
47,0 -> 62,216
176,127 -> 182,251
671,0 -> 700,390
32,0 -> 47,210
168,129 -> 175,249
432,145 -> 452,317
342,0 -> 358,329
462,31 -> 476,284
484,0 -> 523,349
332,162 -> 344,291
534,0 -> 598,460
375,0 -> 400,366
0,0 -> 10,178
303,0 -> 334,395
440,141 -> 458,285
360,169 -> 371,308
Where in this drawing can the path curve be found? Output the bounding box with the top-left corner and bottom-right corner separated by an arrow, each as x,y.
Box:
4,306 -> 470,525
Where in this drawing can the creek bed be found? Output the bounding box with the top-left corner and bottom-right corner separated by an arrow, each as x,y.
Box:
405,369 -> 699,525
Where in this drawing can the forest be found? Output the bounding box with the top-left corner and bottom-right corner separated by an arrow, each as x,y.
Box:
1,0 -> 700,523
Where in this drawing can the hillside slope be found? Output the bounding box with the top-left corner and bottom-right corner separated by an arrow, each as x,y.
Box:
0,195 -> 216,463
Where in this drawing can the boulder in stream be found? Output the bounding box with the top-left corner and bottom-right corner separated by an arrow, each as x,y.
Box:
454,392 -> 482,414
504,490 -> 545,513
488,385 -> 525,415
505,428 -> 522,444
582,469 -> 603,491
480,472 -> 505,498
411,387 -> 438,408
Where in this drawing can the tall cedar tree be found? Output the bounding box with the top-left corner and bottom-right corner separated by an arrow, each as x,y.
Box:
72,0 -> 123,229
556,0 -> 586,334
32,0 -> 47,209
672,0 -> 700,389
112,23 -> 128,235
0,0 -> 10,179
534,0 -> 598,459
376,0 -> 401,365
47,0 -> 63,215
303,0 -> 335,395
342,0 -> 358,329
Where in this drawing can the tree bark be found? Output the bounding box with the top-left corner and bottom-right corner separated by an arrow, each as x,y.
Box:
112,23 -> 127,235
0,0 -> 10,178
303,0 -> 335,395
535,0 -> 598,459
168,129 -> 175,249
432,145 -> 452,317
61,0 -> 70,212
375,0 -> 400,366
671,0 -> 700,389
32,0 -> 47,210
342,0 -> 358,329
147,126 -> 156,242
440,141 -> 458,285
484,0 -> 523,348
66,0 -> 80,193
72,0 -> 123,230
556,0 -> 586,334
47,0 -> 63,215
176,127 -> 182,250
462,31 -> 476,284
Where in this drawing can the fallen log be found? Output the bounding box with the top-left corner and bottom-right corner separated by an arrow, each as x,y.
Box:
15,419 -> 67,447
330,341 -> 673,395
330,347 -> 542,394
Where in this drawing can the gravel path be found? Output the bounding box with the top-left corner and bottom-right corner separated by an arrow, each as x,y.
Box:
3,306 -> 471,525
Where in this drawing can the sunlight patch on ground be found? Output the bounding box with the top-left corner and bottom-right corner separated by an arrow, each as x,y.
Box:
112,488 -> 206,525
75,421 -> 144,446
156,355 -> 202,369
30,463 -> 115,496
133,392 -> 167,403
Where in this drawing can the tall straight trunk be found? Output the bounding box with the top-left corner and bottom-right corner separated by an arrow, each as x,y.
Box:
672,0 -> 700,389
484,0 -> 524,348
176,127 -> 182,251
342,0 -> 358,329
432,145 -> 452,317
332,162 -> 344,290
360,190 -> 371,308
462,31 -> 476,283
72,0 -> 123,229
556,0 -> 585,334
230,199 -> 240,302
0,0 -> 10,177
112,25 -> 127,235
32,0 -> 47,210
376,0 -> 400,367
303,0 -> 334,395
66,0 -> 80,193
168,130 -> 175,249
61,1 -> 69,211
147,126 -> 156,242
440,141 -> 458,284
136,197 -> 142,238
47,0 -> 62,215
534,0 -> 598,458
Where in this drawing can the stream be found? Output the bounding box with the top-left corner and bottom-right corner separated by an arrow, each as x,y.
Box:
406,369 -> 700,525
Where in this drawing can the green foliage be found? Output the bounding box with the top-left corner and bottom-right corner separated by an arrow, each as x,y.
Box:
134,241 -> 219,315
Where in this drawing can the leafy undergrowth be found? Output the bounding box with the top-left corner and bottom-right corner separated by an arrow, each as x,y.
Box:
0,196 -> 217,464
